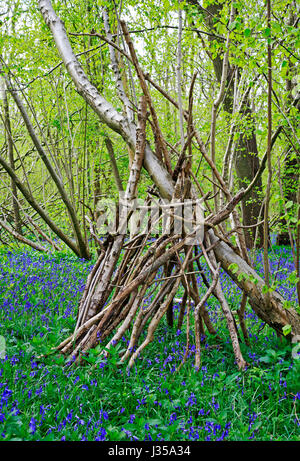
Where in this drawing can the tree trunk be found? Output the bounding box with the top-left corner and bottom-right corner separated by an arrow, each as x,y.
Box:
1,80 -> 22,235
187,0 -> 264,248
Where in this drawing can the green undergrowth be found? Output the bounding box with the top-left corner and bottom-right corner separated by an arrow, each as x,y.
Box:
0,246 -> 299,441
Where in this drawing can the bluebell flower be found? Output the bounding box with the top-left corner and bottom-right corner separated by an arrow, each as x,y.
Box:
128,414 -> 135,424
29,417 -> 37,435
95,427 -> 106,441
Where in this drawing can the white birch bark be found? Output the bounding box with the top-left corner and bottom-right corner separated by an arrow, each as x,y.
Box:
103,7 -> 134,123
39,0 -> 173,200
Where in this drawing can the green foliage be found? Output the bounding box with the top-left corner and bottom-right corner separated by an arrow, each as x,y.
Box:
0,0 -> 298,248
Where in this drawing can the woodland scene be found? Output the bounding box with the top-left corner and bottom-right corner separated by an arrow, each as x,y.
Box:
0,0 -> 299,443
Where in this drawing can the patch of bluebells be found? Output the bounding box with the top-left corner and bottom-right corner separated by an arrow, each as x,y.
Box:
0,246 -> 299,441
0,250 -> 93,336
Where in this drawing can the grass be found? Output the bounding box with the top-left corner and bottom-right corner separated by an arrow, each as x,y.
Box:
0,244 -> 299,441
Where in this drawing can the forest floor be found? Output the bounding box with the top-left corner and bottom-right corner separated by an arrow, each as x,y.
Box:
0,245 -> 299,441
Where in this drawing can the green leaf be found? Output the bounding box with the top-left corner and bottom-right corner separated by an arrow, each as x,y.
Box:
288,271 -> 299,285
229,263 -> 239,274
289,217 -> 297,224
282,324 -> 292,336
263,27 -> 271,38
147,418 -> 162,426
0,335 -> 6,359
283,300 -> 291,310
228,21 -> 237,31
260,355 -> 271,363
262,284 -> 270,294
